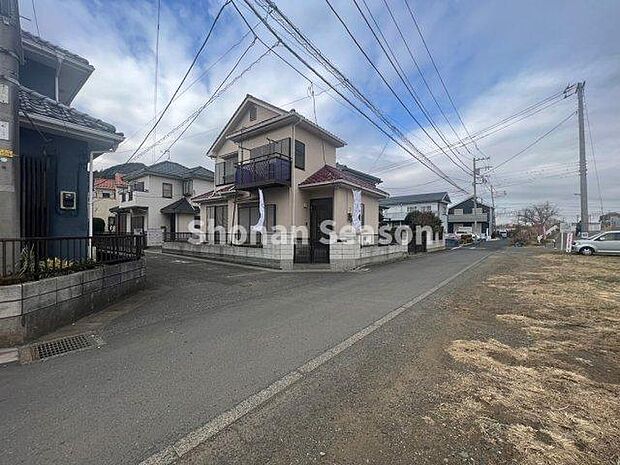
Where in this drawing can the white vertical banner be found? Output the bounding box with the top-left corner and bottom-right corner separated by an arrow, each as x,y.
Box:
565,232 -> 573,253
352,189 -> 362,233
251,188 -> 265,232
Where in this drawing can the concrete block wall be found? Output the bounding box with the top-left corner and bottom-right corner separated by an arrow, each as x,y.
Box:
330,239 -> 408,271
162,240 -> 295,270
0,259 -> 146,347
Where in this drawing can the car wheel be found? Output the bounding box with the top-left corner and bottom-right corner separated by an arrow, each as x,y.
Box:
580,247 -> 595,256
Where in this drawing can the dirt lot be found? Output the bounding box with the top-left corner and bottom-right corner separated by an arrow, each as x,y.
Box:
181,249 -> 620,465
439,251 -> 620,465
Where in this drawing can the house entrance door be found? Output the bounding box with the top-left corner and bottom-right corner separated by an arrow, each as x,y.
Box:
309,198 -> 332,263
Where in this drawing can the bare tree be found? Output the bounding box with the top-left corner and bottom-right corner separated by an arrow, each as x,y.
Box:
518,202 -> 560,234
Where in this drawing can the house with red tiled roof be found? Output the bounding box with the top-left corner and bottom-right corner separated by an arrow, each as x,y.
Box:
163,95 -> 408,270
93,174 -> 127,232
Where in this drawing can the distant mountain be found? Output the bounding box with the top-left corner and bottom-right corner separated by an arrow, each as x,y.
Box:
95,163 -> 146,179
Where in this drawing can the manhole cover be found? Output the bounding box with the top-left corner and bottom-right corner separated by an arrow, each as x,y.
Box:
28,334 -> 103,361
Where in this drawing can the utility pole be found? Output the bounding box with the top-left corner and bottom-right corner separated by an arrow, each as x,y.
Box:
0,0 -> 21,239
576,81 -> 588,236
472,156 -> 489,235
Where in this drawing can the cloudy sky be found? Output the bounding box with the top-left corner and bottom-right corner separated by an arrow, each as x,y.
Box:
19,0 -> 620,223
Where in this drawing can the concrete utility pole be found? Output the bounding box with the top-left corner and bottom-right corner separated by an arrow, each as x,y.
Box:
472,156 -> 489,235
576,81 -> 588,236
0,0 -> 21,239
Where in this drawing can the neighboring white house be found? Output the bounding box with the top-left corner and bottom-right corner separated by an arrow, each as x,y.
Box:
111,161 -> 214,245
379,192 -> 451,233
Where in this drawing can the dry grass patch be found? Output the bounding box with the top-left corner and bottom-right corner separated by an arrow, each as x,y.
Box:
438,252 -> 620,465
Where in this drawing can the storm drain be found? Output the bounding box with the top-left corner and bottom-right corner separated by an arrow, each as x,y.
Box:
28,334 -> 103,361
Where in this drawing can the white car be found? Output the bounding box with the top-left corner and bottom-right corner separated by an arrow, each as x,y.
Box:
571,231 -> 620,255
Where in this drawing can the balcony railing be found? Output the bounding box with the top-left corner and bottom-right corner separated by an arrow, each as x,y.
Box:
235,152 -> 291,189
448,212 -> 489,223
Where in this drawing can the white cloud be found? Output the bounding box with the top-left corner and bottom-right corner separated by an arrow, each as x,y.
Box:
19,0 -> 620,222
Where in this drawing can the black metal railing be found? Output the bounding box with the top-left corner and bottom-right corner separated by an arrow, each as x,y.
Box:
0,234 -> 145,284
235,152 -> 291,189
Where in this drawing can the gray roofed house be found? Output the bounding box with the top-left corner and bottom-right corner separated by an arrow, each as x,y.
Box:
380,192 -> 451,233
125,161 -> 214,182
379,192 -> 451,207
113,161 -> 214,245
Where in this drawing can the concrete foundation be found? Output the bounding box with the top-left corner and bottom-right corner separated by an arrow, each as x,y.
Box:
0,259 -> 146,347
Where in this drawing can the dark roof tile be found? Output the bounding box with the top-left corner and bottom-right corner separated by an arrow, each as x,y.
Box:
379,192 -> 451,206
19,86 -> 120,134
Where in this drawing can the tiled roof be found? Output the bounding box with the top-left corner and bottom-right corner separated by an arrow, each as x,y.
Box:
95,175 -> 127,190
160,197 -> 199,215
21,30 -> 92,68
379,192 -> 451,206
336,163 -> 382,185
97,163 -> 146,179
95,179 -> 119,190
126,160 -> 214,182
299,164 -> 387,196
19,86 -> 120,134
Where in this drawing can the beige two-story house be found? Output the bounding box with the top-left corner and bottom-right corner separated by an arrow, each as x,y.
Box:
163,95 -> 409,270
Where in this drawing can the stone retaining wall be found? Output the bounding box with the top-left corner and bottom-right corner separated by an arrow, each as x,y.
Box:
0,259 -> 146,347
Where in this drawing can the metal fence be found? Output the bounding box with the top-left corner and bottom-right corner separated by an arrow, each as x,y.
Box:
0,234 -> 145,283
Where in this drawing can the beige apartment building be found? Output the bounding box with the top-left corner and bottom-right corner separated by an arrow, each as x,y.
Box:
163,95 -> 409,270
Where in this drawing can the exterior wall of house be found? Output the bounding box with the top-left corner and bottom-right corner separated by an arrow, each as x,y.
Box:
211,116 -> 342,233
448,198 -> 492,235
118,173 -> 213,244
19,59 -> 56,99
20,128 -> 90,237
383,201 -> 448,232
93,187 -> 118,231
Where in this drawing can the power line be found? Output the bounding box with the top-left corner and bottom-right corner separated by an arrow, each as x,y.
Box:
119,27 -> 256,150
328,0 -> 472,176
241,0 -> 468,193
372,0 -> 473,163
584,92 -> 604,215
370,89 -> 569,175
125,0 -> 231,165
154,39 -> 276,163
403,0 -> 485,159
135,38 -> 268,163
490,111 -> 576,173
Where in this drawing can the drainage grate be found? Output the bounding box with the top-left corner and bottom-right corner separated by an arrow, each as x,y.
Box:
29,334 -> 102,361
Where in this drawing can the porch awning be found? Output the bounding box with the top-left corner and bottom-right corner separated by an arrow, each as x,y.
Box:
110,206 -> 148,214
192,184 -> 236,204
160,197 -> 199,215
299,164 -> 388,197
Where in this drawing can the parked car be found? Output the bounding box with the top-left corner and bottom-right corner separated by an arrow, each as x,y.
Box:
571,231 -> 620,255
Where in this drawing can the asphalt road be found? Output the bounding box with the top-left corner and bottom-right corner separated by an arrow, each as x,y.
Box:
0,242 -> 501,464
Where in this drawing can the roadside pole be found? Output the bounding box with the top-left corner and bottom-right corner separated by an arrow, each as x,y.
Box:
0,0 -> 21,240
472,156 -> 489,236
577,82 -> 588,236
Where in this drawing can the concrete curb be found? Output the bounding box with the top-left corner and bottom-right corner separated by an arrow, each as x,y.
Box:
138,252 -> 492,465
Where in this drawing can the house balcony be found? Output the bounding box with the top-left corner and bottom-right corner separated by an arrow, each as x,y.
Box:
448,213 -> 488,223
118,190 -> 150,210
235,152 -> 291,190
